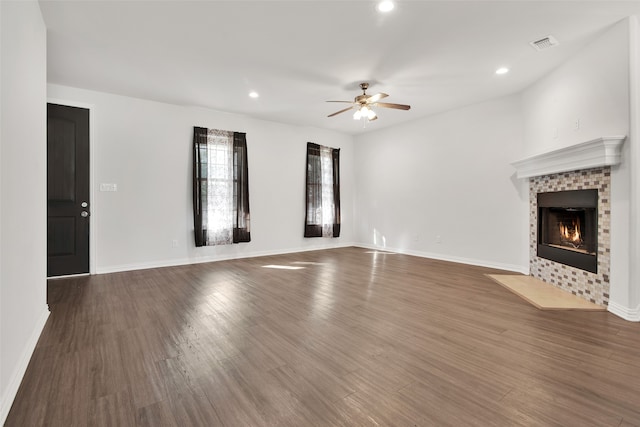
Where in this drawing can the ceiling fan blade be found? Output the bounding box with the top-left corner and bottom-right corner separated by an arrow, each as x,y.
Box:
369,115 -> 378,121
366,93 -> 389,104
327,106 -> 356,117
376,102 -> 411,110
326,100 -> 353,103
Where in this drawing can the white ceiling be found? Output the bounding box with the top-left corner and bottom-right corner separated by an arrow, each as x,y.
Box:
40,1 -> 640,135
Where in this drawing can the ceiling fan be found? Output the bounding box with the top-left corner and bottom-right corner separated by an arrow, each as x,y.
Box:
327,82 -> 411,122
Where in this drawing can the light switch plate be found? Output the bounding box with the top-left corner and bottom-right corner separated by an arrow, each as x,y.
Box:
100,183 -> 118,192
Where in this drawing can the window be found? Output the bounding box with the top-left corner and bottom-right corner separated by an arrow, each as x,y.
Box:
193,127 -> 250,246
305,142 -> 340,238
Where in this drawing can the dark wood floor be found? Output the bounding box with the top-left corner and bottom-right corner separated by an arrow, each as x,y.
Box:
6,247 -> 640,426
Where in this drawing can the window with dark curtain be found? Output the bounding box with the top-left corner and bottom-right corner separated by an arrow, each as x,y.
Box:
305,142 -> 340,238
193,127 -> 250,246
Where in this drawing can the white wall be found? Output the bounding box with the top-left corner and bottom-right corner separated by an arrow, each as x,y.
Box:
47,84 -> 355,273
353,94 -> 528,273
628,15 -> 640,316
0,1 -> 49,423
521,20 -> 630,155
521,18 -> 638,320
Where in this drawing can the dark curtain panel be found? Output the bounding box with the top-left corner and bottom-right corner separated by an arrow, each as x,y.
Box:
304,142 -> 340,238
193,127 -> 251,247
233,132 -> 251,242
332,147 -> 341,237
304,143 -> 323,237
193,126 -> 208,247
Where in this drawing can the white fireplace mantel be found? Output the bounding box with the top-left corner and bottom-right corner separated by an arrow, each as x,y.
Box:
512,136 -> 626,179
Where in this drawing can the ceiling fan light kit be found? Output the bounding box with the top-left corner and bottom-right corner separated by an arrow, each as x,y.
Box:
327,82 -> 410,125
353,105 -> 377,121
376,1 -> 395,13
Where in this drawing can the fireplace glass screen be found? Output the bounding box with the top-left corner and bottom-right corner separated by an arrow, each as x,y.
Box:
537,189 -> 597,273
540,208 -> 596,254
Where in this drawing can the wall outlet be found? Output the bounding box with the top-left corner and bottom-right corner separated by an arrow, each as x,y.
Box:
553,127 -> 558,139
574,118 -> 580,131
435,235 -> 442,244
413,233 -> 419,242
171,239 -> 178,248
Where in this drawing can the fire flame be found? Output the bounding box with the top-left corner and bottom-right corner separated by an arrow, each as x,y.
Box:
559,218 -> 582,247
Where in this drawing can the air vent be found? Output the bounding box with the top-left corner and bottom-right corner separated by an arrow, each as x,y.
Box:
529,35 -> 559,51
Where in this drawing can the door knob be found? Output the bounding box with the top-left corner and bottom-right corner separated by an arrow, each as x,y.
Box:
81,201 -> 88,208
81,211 -> 89,218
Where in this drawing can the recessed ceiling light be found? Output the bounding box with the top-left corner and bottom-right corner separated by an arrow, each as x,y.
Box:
495,67 -> 510,75
249,91 -> 259,98
377,1 -> 395,13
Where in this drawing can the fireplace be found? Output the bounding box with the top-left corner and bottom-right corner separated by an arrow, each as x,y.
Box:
514,137 -> 625,306
537,189 -> 598,273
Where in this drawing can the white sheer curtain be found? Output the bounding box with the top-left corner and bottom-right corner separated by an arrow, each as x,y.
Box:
320,146 -> 335,237
193,127 -> 251,247
203,129 -> 234,245
304,142 -> 341,238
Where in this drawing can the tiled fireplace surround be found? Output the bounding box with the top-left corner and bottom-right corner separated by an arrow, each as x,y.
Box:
513,136 -> 626,308
529,168 -> 611,305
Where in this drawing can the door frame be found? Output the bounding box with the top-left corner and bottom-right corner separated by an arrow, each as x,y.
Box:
47,98 -> 96,275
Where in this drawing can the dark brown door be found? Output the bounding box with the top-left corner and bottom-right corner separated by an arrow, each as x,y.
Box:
47,103 -> 90,277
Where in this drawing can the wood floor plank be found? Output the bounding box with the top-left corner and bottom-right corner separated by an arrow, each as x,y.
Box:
5,247 -> 640,426
88,389 -> 137,427
165,389 -> 224,427
136,401 -> 178,427
500,385 -> 625,426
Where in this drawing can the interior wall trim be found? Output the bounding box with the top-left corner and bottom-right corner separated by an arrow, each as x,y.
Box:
95,242 -> 356,274
354,243 -> 530,275
607,300 -> 640,322
0,306 -> 50,425
512,136 -> 626,179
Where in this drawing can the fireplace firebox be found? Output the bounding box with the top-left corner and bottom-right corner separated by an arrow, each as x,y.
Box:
537,189 -> 598,273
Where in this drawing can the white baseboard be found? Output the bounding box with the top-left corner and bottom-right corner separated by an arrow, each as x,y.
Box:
354,243 -> 530,275
0,305 -> 50,425
95,242 -> 357,274
607,300 -> 640,322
